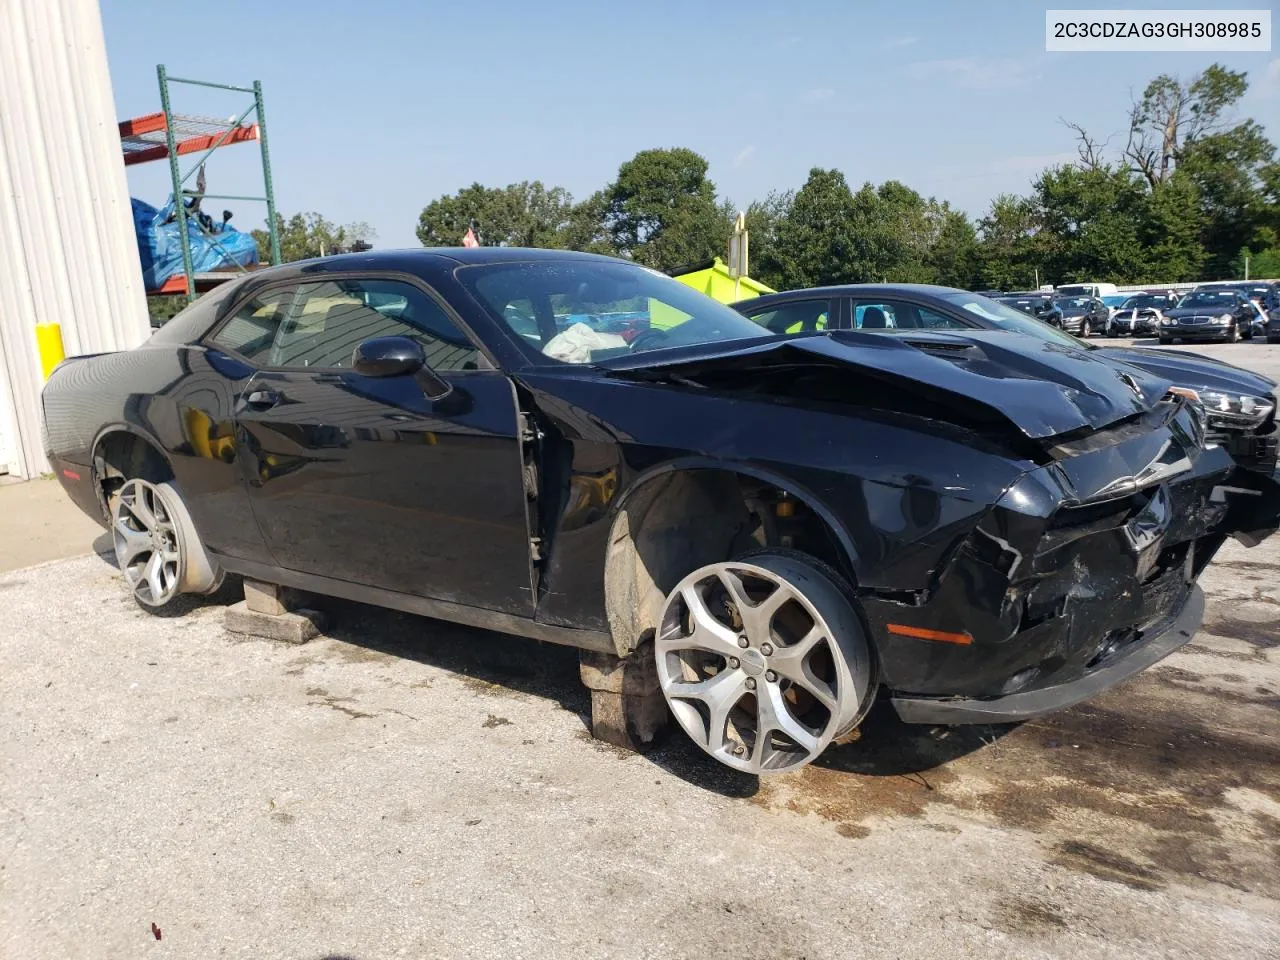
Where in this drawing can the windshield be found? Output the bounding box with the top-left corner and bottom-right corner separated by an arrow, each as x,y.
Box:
1180,291 -> 1235,308
1053,297 -> 1091,312
458,259 -> 776,364
938,292 -> 1085,348
996,297 -> 1051,313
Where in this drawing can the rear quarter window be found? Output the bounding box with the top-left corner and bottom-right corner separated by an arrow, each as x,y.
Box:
147,280 -> 246,345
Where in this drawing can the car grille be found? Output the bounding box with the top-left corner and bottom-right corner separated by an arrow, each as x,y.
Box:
1177,316 -> 1213,325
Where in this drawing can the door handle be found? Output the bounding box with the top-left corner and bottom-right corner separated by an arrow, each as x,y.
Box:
243,389 -> 282,410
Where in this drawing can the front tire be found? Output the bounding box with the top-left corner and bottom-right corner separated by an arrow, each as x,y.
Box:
111,478 -> 222,609
655,551 -> 873,774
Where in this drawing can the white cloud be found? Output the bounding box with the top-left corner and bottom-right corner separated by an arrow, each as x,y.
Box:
886,35 -> 918,48
802,87 -> 835,102
733,145 -> 756,168
907,57 -> 1029,89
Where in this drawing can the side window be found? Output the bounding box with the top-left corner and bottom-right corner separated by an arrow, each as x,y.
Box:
220,279 -> 481,372
743,299 -> 830,334
211,288 -> 295,361
915,306 -> 971,330
853,300 -> 970,331
852,301 -> 899,330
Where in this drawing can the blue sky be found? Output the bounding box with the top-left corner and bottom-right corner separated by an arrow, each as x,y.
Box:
103,1 -> 1279,249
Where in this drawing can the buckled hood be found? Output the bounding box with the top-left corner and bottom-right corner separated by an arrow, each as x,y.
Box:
604,329 -> 1173,441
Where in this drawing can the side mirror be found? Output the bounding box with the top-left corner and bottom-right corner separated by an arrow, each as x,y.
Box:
352,336 -> 425,378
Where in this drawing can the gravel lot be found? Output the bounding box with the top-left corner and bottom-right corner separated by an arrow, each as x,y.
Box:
3,339 -> 1278,960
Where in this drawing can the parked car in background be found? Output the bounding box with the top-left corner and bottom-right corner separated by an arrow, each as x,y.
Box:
1100,294 -> 1128,327
1109,293 -> 1177,336
1267,307 -> 1280,344
1160,289 -> 1256,343
733,284 -> 1279,478
995,293 -> 1064,328
42,252 -> 1280,777
1057,282 -> 1120,299
1053,295 -> 1110,337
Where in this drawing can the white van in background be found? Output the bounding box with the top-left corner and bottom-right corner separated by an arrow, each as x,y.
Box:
1056,282 -> 1119,298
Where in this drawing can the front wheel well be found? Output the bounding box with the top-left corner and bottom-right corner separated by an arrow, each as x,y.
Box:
603,468 -> 855,658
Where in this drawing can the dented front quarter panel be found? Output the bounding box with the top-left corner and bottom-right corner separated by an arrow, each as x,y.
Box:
516,370 -> 1029,633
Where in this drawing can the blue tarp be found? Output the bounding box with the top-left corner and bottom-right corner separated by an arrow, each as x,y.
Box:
132,196 -> 259,290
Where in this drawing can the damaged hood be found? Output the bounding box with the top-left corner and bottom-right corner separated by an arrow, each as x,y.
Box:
604,330 -> 1173,441
1091,345 -> 1276,398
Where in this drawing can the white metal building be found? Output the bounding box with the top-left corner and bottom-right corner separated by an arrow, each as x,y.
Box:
0,0 -> 150,479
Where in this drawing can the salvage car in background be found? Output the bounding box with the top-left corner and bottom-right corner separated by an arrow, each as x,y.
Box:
1160,288 -> 1256,343
1109,293 -> 1177,337
995,293 -> 1064,328
1053,295 -> 1110,337
735,285 -> 1279,478
42,252 -> 1280,775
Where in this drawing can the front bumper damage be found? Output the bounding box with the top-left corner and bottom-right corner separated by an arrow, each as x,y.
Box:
892,586 -> 1204,723
864,399 -> 1278,724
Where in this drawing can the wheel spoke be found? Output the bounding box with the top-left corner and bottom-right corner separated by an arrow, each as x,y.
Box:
656,583 -> 742,660
114,522 -> 152,566
667,669 -> 749,748
768,626 -> 838,709
139,552 -> 163,600
755,682 -> 820,760
124,491 -> 157,532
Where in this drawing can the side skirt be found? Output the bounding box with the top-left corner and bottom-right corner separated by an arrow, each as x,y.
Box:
215,555 -> 615,654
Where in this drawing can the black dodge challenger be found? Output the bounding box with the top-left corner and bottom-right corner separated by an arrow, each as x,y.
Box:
42,249 -> 1280,774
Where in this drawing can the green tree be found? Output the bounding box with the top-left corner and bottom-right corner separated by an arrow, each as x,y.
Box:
976,194 -> 1039,290
415,181 -> 573,248
602,148 -> 729,271
929,208 -> 981,289
1124,64 -> 1250,188
560,190 -> 616,256
1032,164 -> 1148,283
772,168 -> 859,288
1177,119 -> 1276,276
1139,172 -> 1206,281
252,212 -> 376,263
742,190 -> 793,290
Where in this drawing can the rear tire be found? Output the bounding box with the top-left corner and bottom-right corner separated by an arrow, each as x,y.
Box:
111,478 -> 222,610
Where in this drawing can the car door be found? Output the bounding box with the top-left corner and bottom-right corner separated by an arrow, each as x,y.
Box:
207,274 -> 535,616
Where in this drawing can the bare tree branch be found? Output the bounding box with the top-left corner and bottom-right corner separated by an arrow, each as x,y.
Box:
1059,118 -> 1111,171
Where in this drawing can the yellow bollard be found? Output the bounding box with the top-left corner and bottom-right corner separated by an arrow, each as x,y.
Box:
35,323 -> 66,380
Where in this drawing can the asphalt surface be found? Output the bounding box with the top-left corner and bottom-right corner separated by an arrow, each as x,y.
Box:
2,338 -> 1279,960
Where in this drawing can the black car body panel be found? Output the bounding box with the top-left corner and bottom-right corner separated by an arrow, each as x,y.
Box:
41,255 -> 1280,726
735,284 -> 1280,479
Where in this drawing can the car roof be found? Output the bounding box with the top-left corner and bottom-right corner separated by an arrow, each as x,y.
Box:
733,283 -> 970,309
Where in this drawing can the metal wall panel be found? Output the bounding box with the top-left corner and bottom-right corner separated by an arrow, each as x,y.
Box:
0,0 -> 150,478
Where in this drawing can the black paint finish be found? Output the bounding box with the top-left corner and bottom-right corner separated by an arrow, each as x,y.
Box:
40,251 -> 1280,723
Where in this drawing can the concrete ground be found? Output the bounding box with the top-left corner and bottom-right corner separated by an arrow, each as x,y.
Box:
1,340 -> 1278,960
0,477 -> 104,574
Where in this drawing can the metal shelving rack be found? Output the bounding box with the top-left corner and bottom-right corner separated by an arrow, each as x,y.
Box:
118,65 -> 281,301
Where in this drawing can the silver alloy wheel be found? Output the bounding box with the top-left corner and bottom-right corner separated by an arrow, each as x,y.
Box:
112,478 -> 184,607
656,554 -> 872,774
